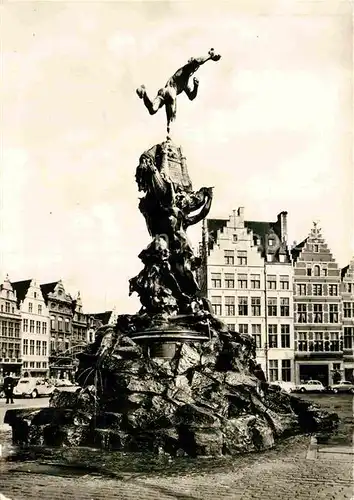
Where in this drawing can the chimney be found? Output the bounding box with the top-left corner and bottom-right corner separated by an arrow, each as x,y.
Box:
278,211 -> 288,243
237,206 -> 244,224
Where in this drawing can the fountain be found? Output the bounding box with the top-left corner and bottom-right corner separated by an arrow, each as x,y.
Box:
5,49 -> 339,457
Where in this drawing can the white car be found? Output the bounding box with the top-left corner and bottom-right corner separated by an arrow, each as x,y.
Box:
294,380 -> 325,393
13,377 -> 55,398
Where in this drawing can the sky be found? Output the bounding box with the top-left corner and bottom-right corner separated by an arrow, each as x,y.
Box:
1,0 -> 353,313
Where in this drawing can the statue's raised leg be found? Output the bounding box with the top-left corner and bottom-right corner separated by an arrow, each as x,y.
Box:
136,85 -> 164,115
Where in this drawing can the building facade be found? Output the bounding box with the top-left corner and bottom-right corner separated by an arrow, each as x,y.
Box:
40,280 -> 74,379
201,208 -> 294,382
12,279 -> 50,378
341,258 -> 354,382
291,223 -> 342,386
0,276 -> 22,376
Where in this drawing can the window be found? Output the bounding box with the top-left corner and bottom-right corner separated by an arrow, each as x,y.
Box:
348,283 -> 353,293
50,316 -> 55,330
9,322 -> 14,337
343,302 -> 353,318
297,303 -> 307,323
307,268 -> 312,276
42,362 -> 47,368
322,268 -> 327,277
281,325 -> 290,348
58,317 -> 63,331
35,362 -> 41,368
211,273 -> 221,288
12,306 -> 15,314
227,323 -> 235,332
65,318 -> 70,332
42,322 -> 47,335
281,360 -> 291,381
344,327 -> 354,349
250,275 -> 260,289
211,296 -> 222,316
313,244 -> 319,252
268,325 -> 278,348
233,234 -> 238,242
2,321 -> 7,337
296,284 -> 306,296
224,250 -> 234,265
268,238 -> 275,246
23,362 -> 28,368
225,296 -> 235,316
36,321 -> 41,333
28,302 -> 33,313
29,320 -> 35,333
5,302 -> 10,313
237,251 -> 247,266
269,360 -> 278,382
251,297 -> 261,316
42,341 -> 47,356
224,273 -> 234,289
50,340 -> 55,354
314,265 -> 320,276
252,324 -> 261,348
267,276 -> 276,290
313,304 -> 323,323
238,297 -> 248,316
15,323 -> 20,337
297,332 -> 308,351
29,340 -> 35,355
36,340 -> 41,356
267,297 -> 277,316
237,274 -> 248,289
330,332 -> 340,351
329,304 -> 339,323
238,324 -> 248,334
14,344 -> 20,358
280,298 -> 289,316
23,339 -> 28,355
280,276 -> 289,290
30,362 -> 35,368
23,319 -> 28,332
329,284 -> 338,296
313,284 -> 322,296
38,304 -> 42,315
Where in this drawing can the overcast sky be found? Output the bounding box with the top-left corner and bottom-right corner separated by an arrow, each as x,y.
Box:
1,0 -> 353,313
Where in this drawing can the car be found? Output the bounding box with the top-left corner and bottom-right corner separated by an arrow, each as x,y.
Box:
327,381 -> 354,394
269,381 -> 296,393
52,379 -> 80,392
13,377 -> 55,398
293,380 -> 326,393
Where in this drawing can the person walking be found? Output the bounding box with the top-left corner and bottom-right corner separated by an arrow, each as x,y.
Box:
3,373 -> 15,404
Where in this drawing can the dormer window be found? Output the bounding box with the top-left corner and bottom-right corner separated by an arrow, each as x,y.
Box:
314,265 -> 320,276
279,255 -> 286,263
313,244 -> 319,252
256,238 -> 261,246
268,239 -> 275,246
233,234 -> 238,242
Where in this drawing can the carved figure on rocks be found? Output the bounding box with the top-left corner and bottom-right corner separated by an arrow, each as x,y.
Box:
136,48 -> 221,134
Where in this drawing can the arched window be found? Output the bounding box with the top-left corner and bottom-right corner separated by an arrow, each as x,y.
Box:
314,265 -> 320,276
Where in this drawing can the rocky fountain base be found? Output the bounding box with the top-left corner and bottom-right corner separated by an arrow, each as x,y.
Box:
5,312 -> 339,457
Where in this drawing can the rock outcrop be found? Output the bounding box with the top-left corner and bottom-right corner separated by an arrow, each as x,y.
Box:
5,315 -> 339,457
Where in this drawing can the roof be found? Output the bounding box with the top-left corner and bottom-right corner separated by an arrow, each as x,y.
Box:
87,311 -> 113,325
11,280 -> 32,306
290,238 -> 307,263
207,219 -> 228,251
341,265 -> 349,280
40,282 -> 59,304
244,220 -> 275,239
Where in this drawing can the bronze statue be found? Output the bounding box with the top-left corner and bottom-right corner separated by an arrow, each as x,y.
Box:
136,48 -> 221,134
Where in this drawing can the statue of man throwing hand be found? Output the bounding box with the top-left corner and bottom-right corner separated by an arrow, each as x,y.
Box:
136,48 -> 221,135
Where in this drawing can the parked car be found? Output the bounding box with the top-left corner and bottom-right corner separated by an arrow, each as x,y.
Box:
327,381 -> 354,394
293,380 -> 326,393
269,381 -> 296,393
13,377 -> 55,398
53,379 -> 80,392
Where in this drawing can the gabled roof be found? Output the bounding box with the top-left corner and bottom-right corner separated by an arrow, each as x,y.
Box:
290,238 -> 307,263
40,282 -> 59,304
11,279 -> 32,306
341,265 -> 349,280
207,219 -> 228,251
87,311 -> 113,325
244,220 -> 275,239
